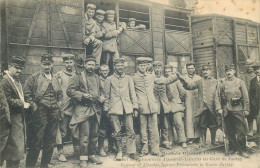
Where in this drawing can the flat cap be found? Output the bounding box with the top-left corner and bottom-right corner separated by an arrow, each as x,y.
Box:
113,58 -> 126,64
252,62 -> 260,68
87,3 -> 96,9
225,64 -> 235,71
152,61 -> 163,67
10,56 -> 25,68
201,64 -> 211,70
62,54 -> 75,61
146,57 -> 153,63
136,57 -> 148,64
41,54 -> 54,63
96,9 -> 105,15
75,54 -> 85,67
164,65 -> 173,70
85,56 -> 96,63
128,18 -> 136,22
106,10 -> 115,15
245,59 -> 254,66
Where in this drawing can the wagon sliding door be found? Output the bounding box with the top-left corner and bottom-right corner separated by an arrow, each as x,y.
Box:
6,0 -> 85,83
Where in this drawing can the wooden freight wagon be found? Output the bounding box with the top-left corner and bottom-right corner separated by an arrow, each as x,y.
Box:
0,0 -> 193,83
191,14 -> 260,78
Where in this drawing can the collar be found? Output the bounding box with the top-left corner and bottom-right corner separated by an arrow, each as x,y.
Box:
114,72 -> 125,78
137,71 -> 147,77
188,73 -> 195,79
85,70 -> 94,76
100,76 -> 107,81
4,70 -> 19,82
63,69 -> 75,76
203,76 -> 211,80
227,76 -> 236,81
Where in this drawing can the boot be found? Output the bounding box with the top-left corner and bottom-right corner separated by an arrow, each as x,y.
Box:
98,137 -> 107,157
80,160 -> 88,168
115,139 -> 123,161
116,151 -> 123,161
58,150 -> 67,162
210,129 -> 218,146
201,128 -> 207,147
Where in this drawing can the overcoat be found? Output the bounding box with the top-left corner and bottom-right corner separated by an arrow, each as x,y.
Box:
249,77 -> 260,119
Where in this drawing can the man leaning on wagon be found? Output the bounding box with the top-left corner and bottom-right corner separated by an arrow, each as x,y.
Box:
0,56 -> 29,168
24,54 -> 63,168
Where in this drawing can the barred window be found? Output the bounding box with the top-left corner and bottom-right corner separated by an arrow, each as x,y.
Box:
164,9 -> 189,32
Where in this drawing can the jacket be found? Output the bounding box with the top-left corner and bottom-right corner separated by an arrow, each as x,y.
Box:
102,21 -> 120,52
249,76 -> 260,119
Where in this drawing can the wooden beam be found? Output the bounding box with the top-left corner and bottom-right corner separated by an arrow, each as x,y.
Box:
0,0 -> 8,71
212,16 -> 218,78
233,20 -> 239,77
9,42 -> 85,50
47,0 -> 51,53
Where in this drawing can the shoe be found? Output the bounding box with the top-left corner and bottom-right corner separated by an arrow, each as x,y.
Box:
162,144 -> 172,150
116,151 -> 123,161
211,141 -> 219,146
182,143 -> 187,148
129,153 -> 139,160
58,153 -> 67,162
98,148 -> 107,157
239,152 -> 250,158
40,164 -> 54,168
139,151 -> 148,157
89,156 -> 103,164
80,160 -> 88,168
152,152 -> 165,157
228,149 -> 236,154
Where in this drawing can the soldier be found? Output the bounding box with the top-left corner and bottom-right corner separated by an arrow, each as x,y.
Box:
83,4 -> 102,66
55,54 -> 79,162
102,10 -> 125,70
240,59 -> 256,136
75,54 -> 85,75
179,64 -> 219,146
98,64 -> 115,157
153,61 -> 172,149
183,62 -> 202,143
164,65 -> 187,148
67,57 -> 104,167
95,9 -> 106,40
104,58 -> 139,161
215,64 -> 250,158
0,56 -> 29,168
24,54 -> 63,168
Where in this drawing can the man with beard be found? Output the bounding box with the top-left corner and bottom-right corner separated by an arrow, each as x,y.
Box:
183,62 -> 202,144
104,58 -> 139,161
24,54 -> 63,168
216,64 -> 249,158
55,54 -> 79,162
240,59 -> 256,136
164,65 -> 187,148
83,4 -> 102,66
98,64 -> 115,157
153,61 -> 172,149
0,56 -> 29,168
67,57 -> 104,167
179,65 -> 219,146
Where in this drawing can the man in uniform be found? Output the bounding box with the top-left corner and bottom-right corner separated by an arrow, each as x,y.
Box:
153,61 -> 172,149
24,54 -> 63,168
216,64 -> 250,158
55,54 -> 79,162
95,9 -> 106,41
98,64 -> 114,157
104,58 -> 139,161
165,65 -> 187,148
179,64 -> 219,146
0,56 -> 29,168
83,4 -> 102,66
240,59 -> 256,136
67,57 -> 104,167
183,62 -> 202,143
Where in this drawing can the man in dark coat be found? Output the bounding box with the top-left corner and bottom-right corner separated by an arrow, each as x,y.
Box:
0,56 -> 29,168
216,64 -> 250,158
67,57 -> 104,168
249,62 -> 260,136
24,54 -> 63,168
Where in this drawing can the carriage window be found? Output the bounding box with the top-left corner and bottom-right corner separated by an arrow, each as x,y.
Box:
119,2 -> 150,30
164,9 -> 189,32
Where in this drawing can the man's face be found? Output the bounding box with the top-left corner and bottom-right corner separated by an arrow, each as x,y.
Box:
128,21 -> 135,27
64,60 -> 74,71
202,69 -> 211,78
84,60 -> 96,73
137,63 -> 147,73
114,62 -> 125,75
9,65 -> 23,78
41,62 -> 53,74
100,66 -> 109,78
246,65 -> 254,73
107,15 -> 115,23
186,65 -> 195,75
225,69 -> 236,78
96,14 -> 104,23
154,65 -> 162,76
254,67 -> 260,76
164,68 -> 172,78
87,9 -> 95,18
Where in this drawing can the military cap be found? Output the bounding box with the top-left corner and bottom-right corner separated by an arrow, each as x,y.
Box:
96,9 -> 105,15
152,61 -> 163,67
252,62 -> 260,68
146,57 -> 153,63
136,57 -> 148,64
113,58 -> 126,64
201,64 -> 211,70
41,54 -> 54,63
186,61 -> 196,67
75,54 -> 85,67
225,64 -> 235,71
245,59 -> 254,66
62,54 -> 75,61
85,56 -> 96,63
128,18 -> 136,22
164,64 -> 173,70
10,56 -> 25,68
87,3 -> 96,9
106,10 -> 115,15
